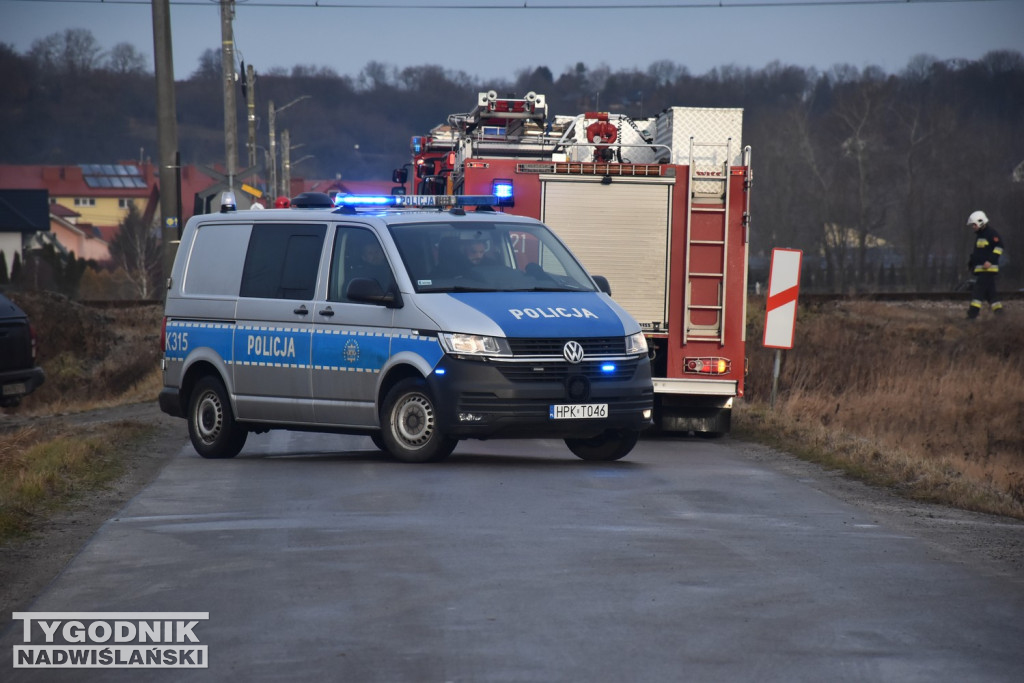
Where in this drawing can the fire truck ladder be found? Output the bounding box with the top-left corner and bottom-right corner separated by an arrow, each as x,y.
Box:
683,136 -> 732,345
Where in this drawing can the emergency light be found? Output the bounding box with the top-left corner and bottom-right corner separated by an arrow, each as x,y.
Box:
491,179 -> 514,202
333,192 -> 513,210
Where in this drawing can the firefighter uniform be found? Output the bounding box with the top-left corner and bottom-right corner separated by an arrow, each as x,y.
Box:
967,222 -> 1004,318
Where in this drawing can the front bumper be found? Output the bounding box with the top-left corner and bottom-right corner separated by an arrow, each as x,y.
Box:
427,354 -> 654,439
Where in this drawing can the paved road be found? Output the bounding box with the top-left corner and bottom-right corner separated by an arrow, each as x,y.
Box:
3,432 -> 1023,682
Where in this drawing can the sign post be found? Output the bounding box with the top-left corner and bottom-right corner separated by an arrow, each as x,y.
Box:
763,248 -> 803,407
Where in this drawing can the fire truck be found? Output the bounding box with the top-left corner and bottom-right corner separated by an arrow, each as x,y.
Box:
395,91 -> 751,434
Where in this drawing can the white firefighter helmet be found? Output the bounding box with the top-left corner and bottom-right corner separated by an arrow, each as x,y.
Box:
966,210 -> 988,227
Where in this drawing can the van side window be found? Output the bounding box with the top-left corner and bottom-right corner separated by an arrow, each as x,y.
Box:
240,223 -> 326,300
183,223 -> 249,296
328,227 -> 396,303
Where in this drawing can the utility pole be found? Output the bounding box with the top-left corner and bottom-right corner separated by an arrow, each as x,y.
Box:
245,62 -> 256,169
268,100 -> 277,199
220,0 -> 237,187
151,0 -> 180,290
281,128 -> 291,199
267,95 -> 310,199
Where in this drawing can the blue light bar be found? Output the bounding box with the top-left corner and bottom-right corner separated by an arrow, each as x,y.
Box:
335,194 -> 400,206
333,194 -> 512,209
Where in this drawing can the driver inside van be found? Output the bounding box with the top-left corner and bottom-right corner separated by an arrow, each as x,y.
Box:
348,238 -> 394,294
433,237 -> 489,278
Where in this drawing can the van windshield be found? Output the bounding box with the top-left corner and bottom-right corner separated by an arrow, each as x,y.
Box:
389,220 -> 597,293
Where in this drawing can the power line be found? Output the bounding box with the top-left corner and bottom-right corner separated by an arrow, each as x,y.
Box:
0,0 -> 1008,10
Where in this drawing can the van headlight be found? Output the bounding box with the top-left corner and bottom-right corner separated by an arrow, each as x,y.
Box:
626,332 -> 648,355
440,333 -> 512,358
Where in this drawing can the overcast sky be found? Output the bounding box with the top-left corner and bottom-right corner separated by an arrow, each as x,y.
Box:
2,0 -> 1022,83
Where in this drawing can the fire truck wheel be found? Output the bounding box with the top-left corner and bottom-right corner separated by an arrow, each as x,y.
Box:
381,378 -> 457,463
187,375 -> 247,459
565,429 -> 638,461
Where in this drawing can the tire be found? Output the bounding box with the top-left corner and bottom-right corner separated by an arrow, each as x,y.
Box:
380,378 -> 456,463
565,429 -> 638,461
187,375 -> 247,459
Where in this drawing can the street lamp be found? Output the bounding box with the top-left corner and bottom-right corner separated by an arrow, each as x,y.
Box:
268,95 -> 310,198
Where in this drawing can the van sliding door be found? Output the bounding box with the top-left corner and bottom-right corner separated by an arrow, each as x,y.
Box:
233,222 -> 326,424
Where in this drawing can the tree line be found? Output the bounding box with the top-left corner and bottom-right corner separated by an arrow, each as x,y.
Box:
1,29 -> 1022,293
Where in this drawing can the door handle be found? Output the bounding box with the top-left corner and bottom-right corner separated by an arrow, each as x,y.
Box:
319,307 -> 335,317
293,305 -> 309,315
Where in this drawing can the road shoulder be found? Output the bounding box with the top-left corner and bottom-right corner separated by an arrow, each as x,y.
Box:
0,402 -> 185,617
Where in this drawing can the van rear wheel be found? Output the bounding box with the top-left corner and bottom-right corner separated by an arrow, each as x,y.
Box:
565,429 -> 638,461
381,378 -> 456,463
187,375 -> 247,459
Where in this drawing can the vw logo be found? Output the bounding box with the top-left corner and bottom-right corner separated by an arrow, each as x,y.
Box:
563,340 -> 585,364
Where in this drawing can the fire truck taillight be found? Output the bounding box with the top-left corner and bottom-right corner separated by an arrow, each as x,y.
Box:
684,357 -> 731,375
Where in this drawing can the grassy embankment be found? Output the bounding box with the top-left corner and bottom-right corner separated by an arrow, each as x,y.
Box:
0,292 -> 163,539
738,298 -> 1024,519
1,293 -> 1022,543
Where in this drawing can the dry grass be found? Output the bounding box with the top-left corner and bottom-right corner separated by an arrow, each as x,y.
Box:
0,421 -> 155,540
2,292 -> 163,416
739,299 -> 1024,519
0,292 -> 165,541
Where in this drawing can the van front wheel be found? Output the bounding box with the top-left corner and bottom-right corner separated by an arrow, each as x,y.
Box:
565,429 -> 638,461
187,376 -> 247,459
381,378 -> 456,463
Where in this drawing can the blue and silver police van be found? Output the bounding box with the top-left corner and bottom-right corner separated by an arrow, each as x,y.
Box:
159,192 -> 654,462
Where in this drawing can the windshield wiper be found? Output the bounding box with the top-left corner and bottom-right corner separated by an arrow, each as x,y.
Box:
444,285 -> 498,292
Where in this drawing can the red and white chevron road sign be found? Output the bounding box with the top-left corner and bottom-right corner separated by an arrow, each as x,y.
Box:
763,248 -> 803,349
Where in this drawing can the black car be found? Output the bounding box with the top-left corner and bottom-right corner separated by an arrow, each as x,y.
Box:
0,293 -> 45,407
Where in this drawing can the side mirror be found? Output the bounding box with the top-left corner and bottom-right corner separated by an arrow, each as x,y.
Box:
392,168 -> 408,184
593,275 -> 612,296
345,277 -> 403,308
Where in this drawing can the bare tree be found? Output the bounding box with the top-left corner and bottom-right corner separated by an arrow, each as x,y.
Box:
190,47 -> 221,80
106,42 -> 148,75
28,28 -> 103,75
109,203 -> 161,299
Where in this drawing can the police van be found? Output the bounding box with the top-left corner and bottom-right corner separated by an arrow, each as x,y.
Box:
159,191 -> 654,462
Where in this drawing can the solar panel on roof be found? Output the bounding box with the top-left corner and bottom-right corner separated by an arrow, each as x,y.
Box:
77,163 -> 148,193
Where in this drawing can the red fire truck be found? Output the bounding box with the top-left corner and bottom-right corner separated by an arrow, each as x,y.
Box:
396,91 -> 752,434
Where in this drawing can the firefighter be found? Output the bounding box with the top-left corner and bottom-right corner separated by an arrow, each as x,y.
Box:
965,210 -> 1005,319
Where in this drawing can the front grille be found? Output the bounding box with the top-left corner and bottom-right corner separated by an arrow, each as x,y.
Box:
496,358 -> 640,383
507,337 -> 625,356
